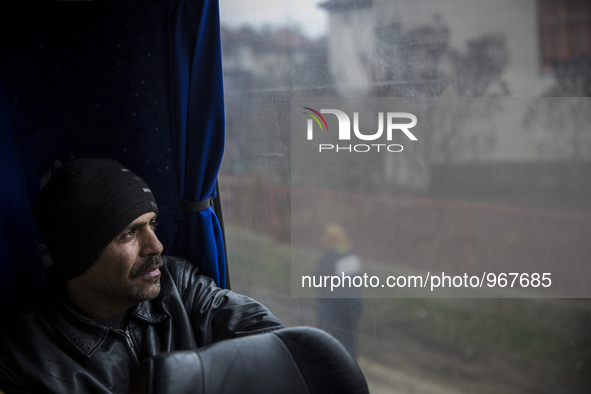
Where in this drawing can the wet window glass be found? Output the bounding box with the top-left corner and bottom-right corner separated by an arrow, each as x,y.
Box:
218,1 -> 591,393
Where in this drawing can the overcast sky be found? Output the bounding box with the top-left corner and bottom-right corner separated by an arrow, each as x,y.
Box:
219,0 -> 329,38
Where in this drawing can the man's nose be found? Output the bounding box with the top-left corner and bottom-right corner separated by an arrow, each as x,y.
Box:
141,227 -> 164,256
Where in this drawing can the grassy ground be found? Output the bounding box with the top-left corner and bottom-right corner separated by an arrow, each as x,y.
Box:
224,224 -> 591,394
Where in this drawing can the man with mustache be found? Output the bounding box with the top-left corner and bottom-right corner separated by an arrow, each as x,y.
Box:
0,158 -> 284,394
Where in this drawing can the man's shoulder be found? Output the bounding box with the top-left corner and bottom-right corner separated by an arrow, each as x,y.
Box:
161,255 -> 199,282
0,302 -> 57,381
160,255 -> 216,296
0,302 -> 50,342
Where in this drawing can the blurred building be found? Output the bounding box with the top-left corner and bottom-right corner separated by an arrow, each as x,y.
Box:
220,25 -> 332,176
221,26 -> 330,91
320,0 -> 590,96
318,0 -> 591,193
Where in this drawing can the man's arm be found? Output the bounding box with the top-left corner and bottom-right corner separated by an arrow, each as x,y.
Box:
167,257 -> 284,345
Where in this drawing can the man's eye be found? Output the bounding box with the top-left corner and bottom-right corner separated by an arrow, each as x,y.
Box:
124,229 -> 138,239
150,221 -> 159,230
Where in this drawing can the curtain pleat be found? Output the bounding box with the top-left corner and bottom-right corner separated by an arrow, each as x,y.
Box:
165,0 -> 226,287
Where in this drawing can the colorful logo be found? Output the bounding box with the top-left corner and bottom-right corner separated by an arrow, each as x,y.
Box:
302,107 -> 328,139
302,107 -> 418,153
302,107 -> 328,131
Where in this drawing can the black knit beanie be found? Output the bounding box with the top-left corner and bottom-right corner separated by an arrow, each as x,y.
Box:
33,158 -> 159,281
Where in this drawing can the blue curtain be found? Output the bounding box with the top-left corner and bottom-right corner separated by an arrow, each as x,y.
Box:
0,79 -> 45,316
165,0 -> 227,288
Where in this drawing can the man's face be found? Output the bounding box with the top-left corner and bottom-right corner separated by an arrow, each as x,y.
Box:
74,212 -> 164,308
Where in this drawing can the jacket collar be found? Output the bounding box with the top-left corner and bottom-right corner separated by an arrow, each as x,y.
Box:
42,266 -> 169,358
130,298 -> 170,324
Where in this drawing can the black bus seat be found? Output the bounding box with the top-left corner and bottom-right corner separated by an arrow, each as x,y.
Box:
127,326 -> 369,394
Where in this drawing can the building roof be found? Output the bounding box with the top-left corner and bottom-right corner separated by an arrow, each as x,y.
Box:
318,0 -> 372,12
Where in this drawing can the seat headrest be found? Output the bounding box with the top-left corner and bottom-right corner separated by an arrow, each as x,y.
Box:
128,326 -> 369,394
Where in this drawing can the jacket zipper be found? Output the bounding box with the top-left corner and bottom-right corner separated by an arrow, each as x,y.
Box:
121,328 -> 140,369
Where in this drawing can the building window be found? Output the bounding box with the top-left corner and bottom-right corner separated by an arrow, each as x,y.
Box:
538,0 -> 591,71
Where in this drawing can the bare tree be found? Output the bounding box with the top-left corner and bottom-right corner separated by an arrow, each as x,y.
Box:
369,17 -> 510,191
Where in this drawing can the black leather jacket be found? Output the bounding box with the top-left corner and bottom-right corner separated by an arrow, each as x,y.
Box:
0,256 -> 284,394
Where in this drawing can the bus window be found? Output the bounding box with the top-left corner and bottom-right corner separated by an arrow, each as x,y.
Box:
218,1 -> 591,393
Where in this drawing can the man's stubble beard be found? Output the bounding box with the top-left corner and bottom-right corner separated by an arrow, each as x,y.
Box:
127,255 -> 163,302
